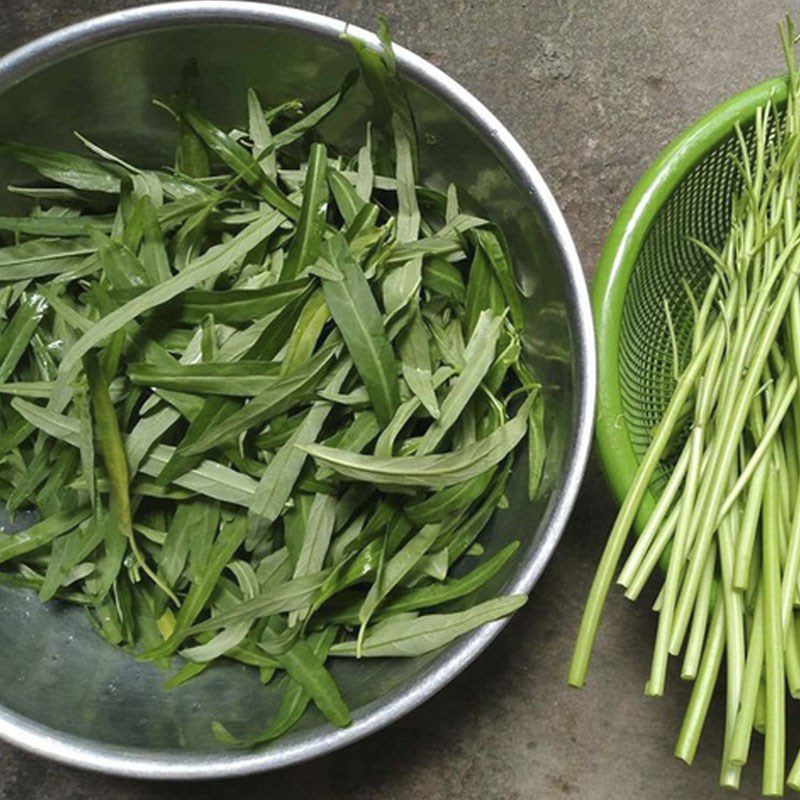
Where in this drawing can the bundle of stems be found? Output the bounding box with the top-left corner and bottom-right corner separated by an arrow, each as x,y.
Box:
570,22 -> 800,796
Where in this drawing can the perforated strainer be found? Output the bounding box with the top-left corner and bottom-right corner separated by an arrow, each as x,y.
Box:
594,75 -> 790,524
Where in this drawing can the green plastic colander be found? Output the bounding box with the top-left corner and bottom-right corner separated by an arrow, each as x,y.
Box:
593,75 -> 790,522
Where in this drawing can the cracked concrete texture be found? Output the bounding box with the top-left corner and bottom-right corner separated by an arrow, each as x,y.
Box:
0,1 -> 797,798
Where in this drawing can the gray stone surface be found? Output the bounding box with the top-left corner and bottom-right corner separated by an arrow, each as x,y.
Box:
0,1 -> 796,798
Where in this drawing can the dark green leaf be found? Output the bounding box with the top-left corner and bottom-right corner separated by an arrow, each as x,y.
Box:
405,467 -> 496,525
281,143 -> 328,280
320,234 -> 399,425
183,108 -> 299,220
143,513 -> 249,659
128,361 -> 280,397
398,309 -> 438,419
0,141 -> 123,192
0,293 -> 47,381
0,238 -> 95,281
305,394 -> 532,489
182,344 -> 337,456
416,311 -> 503,455
108,278 -> 309,325
0,507 -> 91,564
331,594 -> 526,657
422,256 -> 466,304
277,635 -> 350,727
474,228 -> 524,330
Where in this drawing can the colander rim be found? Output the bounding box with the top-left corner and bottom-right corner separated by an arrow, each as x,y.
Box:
593,74 -> 789,519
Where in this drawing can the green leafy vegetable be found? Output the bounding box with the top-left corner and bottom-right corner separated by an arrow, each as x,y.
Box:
0,24 -> 541,752
331,595 -> 526,657
304,396 -> 532,489
320,234 -> 400,426
281,143 -> 329,280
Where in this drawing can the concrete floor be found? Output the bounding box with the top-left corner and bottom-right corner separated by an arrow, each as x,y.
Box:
0,0 -> 798,798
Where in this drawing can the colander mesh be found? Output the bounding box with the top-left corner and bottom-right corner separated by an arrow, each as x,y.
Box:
618,121 -> 767,489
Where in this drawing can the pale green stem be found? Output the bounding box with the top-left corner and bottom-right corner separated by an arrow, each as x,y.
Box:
781,472 -> 800,634
674,599 -> 725,764
671,246 -> 800,656
717,374 -> 797,521
762,476 -> 786,796
617,443 -> 691,588
718,473 -> 745,789
729,585 -> 764,767
624,503 -> 681,602
647,426 -> 703,696
568,326 -> 718,687
784,623 -> 800,699
681,541 -> 716,680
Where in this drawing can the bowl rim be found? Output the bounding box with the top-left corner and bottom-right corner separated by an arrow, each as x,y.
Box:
0,0 -> 595,780
593,74 -> 787,526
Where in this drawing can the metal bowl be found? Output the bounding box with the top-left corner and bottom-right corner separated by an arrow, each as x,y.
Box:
0,1 -> 595,779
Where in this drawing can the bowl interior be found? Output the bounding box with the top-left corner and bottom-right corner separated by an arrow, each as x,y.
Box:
0,14 -> 583,764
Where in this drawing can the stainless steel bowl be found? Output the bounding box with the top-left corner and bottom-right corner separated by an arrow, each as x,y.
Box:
0,1 -> 595,779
